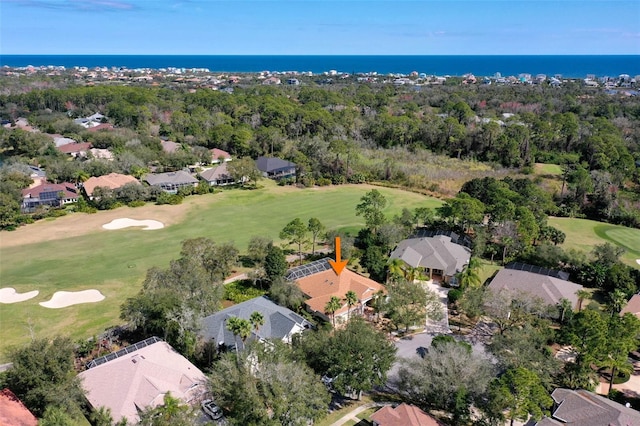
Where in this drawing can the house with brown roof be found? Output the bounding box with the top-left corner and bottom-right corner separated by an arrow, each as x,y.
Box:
57,141 -> 92,157
210,148 -> 232,164
287,258 -> 386,324
370,403 -> 443,426
0,388 -> 38,426
21,181 -> 78,213
620,294 -> 640,318
487,268 -> 584,309
83,173 -> 140,199
79,338 -> 207,425
536,388 -> 640,425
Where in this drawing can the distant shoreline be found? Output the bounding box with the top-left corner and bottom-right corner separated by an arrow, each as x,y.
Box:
2,54 -> 638,78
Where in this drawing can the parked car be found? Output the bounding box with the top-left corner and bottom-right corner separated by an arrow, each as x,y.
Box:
201,399 -> 223,420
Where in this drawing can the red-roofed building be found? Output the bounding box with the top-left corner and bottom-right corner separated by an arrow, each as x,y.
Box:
21,181 -> 78,213
0,388 -> 38,426
288,258 -> 386,324
621,294 -> 640,319
370,403 -> 442,426
210,148 -> 232,164
57,142 -> 92,157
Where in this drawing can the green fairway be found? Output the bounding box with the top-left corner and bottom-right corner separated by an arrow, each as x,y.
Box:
534,163 -> 563,176
548,217 -> 640,267
0,183 -> 440,356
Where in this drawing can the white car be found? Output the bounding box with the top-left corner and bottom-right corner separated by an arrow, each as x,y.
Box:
201,399 -> 223,420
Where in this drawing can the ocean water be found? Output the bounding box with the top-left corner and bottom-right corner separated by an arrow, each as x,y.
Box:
1,55 -> 638,78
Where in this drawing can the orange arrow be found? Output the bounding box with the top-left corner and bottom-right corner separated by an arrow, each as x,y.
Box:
329,236 -> 348,275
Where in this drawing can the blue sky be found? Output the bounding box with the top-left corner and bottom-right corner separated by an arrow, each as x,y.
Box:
1,0 -> 639,55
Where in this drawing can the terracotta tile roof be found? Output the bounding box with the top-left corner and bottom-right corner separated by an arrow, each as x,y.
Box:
0,388 -> 38,426
78,340 -> 207,425
487,269 -> 583,309
621,294 -> 640,318
210,148 -> 231,161
370,403 -> 442,426
295,267 -> 385,317
83,173 -> 139,197
57,141 -> 92,154
21,181 -> 77,199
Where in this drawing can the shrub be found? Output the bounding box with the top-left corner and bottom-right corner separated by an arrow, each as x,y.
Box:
128,200 -> 146,207
224,280 -> 266,303
316,177 -> 332,186
448,289 -> 462,304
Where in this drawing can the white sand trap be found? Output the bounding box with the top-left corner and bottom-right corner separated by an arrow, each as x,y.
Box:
0,288 -> 39,304
39,290 -> 105,308
102,218 -> 164,231
637,259 -> 640,265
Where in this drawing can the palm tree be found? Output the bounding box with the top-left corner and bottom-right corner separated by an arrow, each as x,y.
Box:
345,291 -> 358,320
249,311 -> 265,337
371,290 -> 386,322
458,257 -> 482,289
325,296 -> 342,328
557,298 -> 573,324
226,316 -> 252,352
576,289 -> 590,311
406,266 -> 420,283
387,258 -> 405,282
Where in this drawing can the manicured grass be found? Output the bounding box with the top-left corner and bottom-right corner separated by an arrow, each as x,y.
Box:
0,183 -> 440,357
478,260 -> 501,284
548,217 -> 640,267
315,397 -> 373,426
535,163 -> 563,176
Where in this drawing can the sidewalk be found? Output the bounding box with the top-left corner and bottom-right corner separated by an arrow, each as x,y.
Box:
330,402 -> 379,426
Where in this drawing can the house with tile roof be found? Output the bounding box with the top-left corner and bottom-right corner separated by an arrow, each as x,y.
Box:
371,403 -> 443,426
200,296 -> 313,351
57,141 -> 92,157
83,172 -> 140,199
255,156 -> 297,180
78,338 -> 207,425
389,235 -> 471,283
144,170 -> 199,194
288,258 -> 386,324
21,181 -> 78,213
487,269 -> 584,309
0,388 -> 38,426
620,294 -> 640,319
535,388 -> 640,425
210,148 -> 232,164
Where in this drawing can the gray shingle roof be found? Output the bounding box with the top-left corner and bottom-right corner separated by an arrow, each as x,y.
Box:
536,388 -> 640,426
389,235 -> 471,276
143,170 -> 198,186
199,163 -> 232,182
199,296 -> 312,349
487,269 -> 583,308
255,156 -> 296,173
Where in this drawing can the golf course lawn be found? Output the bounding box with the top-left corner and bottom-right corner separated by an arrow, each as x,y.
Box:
0,182 -> 440,356
549,217 -> 640,267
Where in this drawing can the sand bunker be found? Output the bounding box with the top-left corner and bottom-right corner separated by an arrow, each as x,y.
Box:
102,218 -> 164,230
0,288 -> 39,304
39,290 -> 105,308
637,259 -> 640,265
